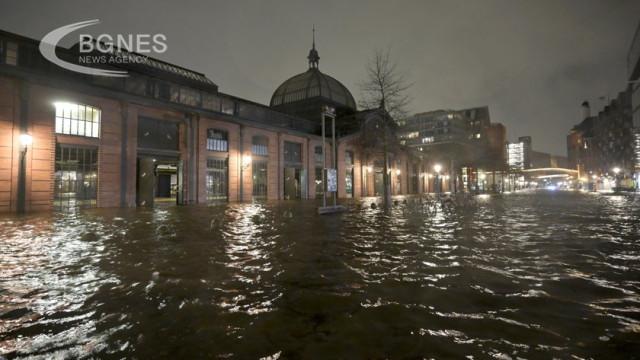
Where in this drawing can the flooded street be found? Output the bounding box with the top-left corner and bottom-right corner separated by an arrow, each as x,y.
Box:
2,190 -> 640,359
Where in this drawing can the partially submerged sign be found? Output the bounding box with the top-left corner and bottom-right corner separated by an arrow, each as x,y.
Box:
317,205 -> 347,215
325,168 -> 337,192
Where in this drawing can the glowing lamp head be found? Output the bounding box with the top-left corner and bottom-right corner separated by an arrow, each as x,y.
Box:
20,133 -> 33,149
243,154 -> 252,166
434,164 -> 442,173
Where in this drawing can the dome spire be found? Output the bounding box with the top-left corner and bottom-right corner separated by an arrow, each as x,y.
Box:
307,26 -> 320,69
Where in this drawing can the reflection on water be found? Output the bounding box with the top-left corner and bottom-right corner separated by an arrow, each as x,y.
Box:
1,190 -> 640,359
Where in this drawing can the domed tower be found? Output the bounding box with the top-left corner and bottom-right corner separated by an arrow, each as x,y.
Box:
270,29 -> 357,124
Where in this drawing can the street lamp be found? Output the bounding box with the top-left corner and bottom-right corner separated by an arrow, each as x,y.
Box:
480,173 -> 486,193
239,153 -> 251,201
318,105 -> 345,214
20,133 -> 33,151
613,167 -> 620,192
17,133 -> 33,214
243,154 -> 252,169
434,164 -> 442,197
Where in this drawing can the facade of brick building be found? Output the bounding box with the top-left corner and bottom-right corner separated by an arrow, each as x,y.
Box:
0,29 -> 418,213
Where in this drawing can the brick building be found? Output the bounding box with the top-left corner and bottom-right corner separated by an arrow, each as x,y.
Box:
0,29 -> 417,213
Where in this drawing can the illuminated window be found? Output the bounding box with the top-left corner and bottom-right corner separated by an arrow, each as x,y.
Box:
55,102 -> 101,138
252,161 -> 268,199
207,129 -> 228,152
54,144 -> 98,211
422,136 -> 434,144
345,150 -> 354,198
252,136 -> 268,157
206,158 -> 228,202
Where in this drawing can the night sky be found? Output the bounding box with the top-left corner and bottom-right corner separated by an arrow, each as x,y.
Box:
2,0 -> 639,156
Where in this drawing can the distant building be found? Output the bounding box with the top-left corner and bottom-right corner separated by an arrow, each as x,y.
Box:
567,93 -> 634,181
507,142 -> 524,171
518,136 -> 533,169
485,123 -> 507,171
532,151 -> 551,168
397,106 -> 503,192
551,155 -> 568,169
628,19 -> 640,187
567,106 -> 598,178
531,151 -> 566,169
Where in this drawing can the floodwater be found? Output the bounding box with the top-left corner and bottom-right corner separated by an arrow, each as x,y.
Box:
1,190 -> 640,359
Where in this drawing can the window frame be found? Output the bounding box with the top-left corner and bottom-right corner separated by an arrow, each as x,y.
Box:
54,102 -> 101,138
206,128 -> 229,152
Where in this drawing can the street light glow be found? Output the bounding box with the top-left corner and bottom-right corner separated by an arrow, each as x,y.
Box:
434,164 -> 441,173
20,133 -> 33,148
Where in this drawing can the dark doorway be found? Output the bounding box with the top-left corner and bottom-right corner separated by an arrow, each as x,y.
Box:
155,163 -> 178,202
137,156 -> 181,207
284,167 -> 301,200
374,172 -> 383,196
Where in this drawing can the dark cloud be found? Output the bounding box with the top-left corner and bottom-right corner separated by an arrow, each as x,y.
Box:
1,0 -> 638,155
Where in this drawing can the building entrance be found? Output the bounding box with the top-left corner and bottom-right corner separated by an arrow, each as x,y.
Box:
374,172 -> 383,196
137,156 -> 183,207
284,167 -> 300,200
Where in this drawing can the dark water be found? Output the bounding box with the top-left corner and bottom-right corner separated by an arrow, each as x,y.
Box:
1,190 -> 640,359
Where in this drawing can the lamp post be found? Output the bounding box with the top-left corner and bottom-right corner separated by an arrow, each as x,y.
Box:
434,164 -> 442,198
17,133 -> 33,214
239,153 -> 251,201
613,167 -> 620,192
317,105 -> 345,214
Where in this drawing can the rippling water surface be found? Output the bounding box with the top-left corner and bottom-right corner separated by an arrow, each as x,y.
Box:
1,190 -> 640,359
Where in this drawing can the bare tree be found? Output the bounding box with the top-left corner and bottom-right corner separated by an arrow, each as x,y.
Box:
358,47 -> 412,121
358,47 -> 412,207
